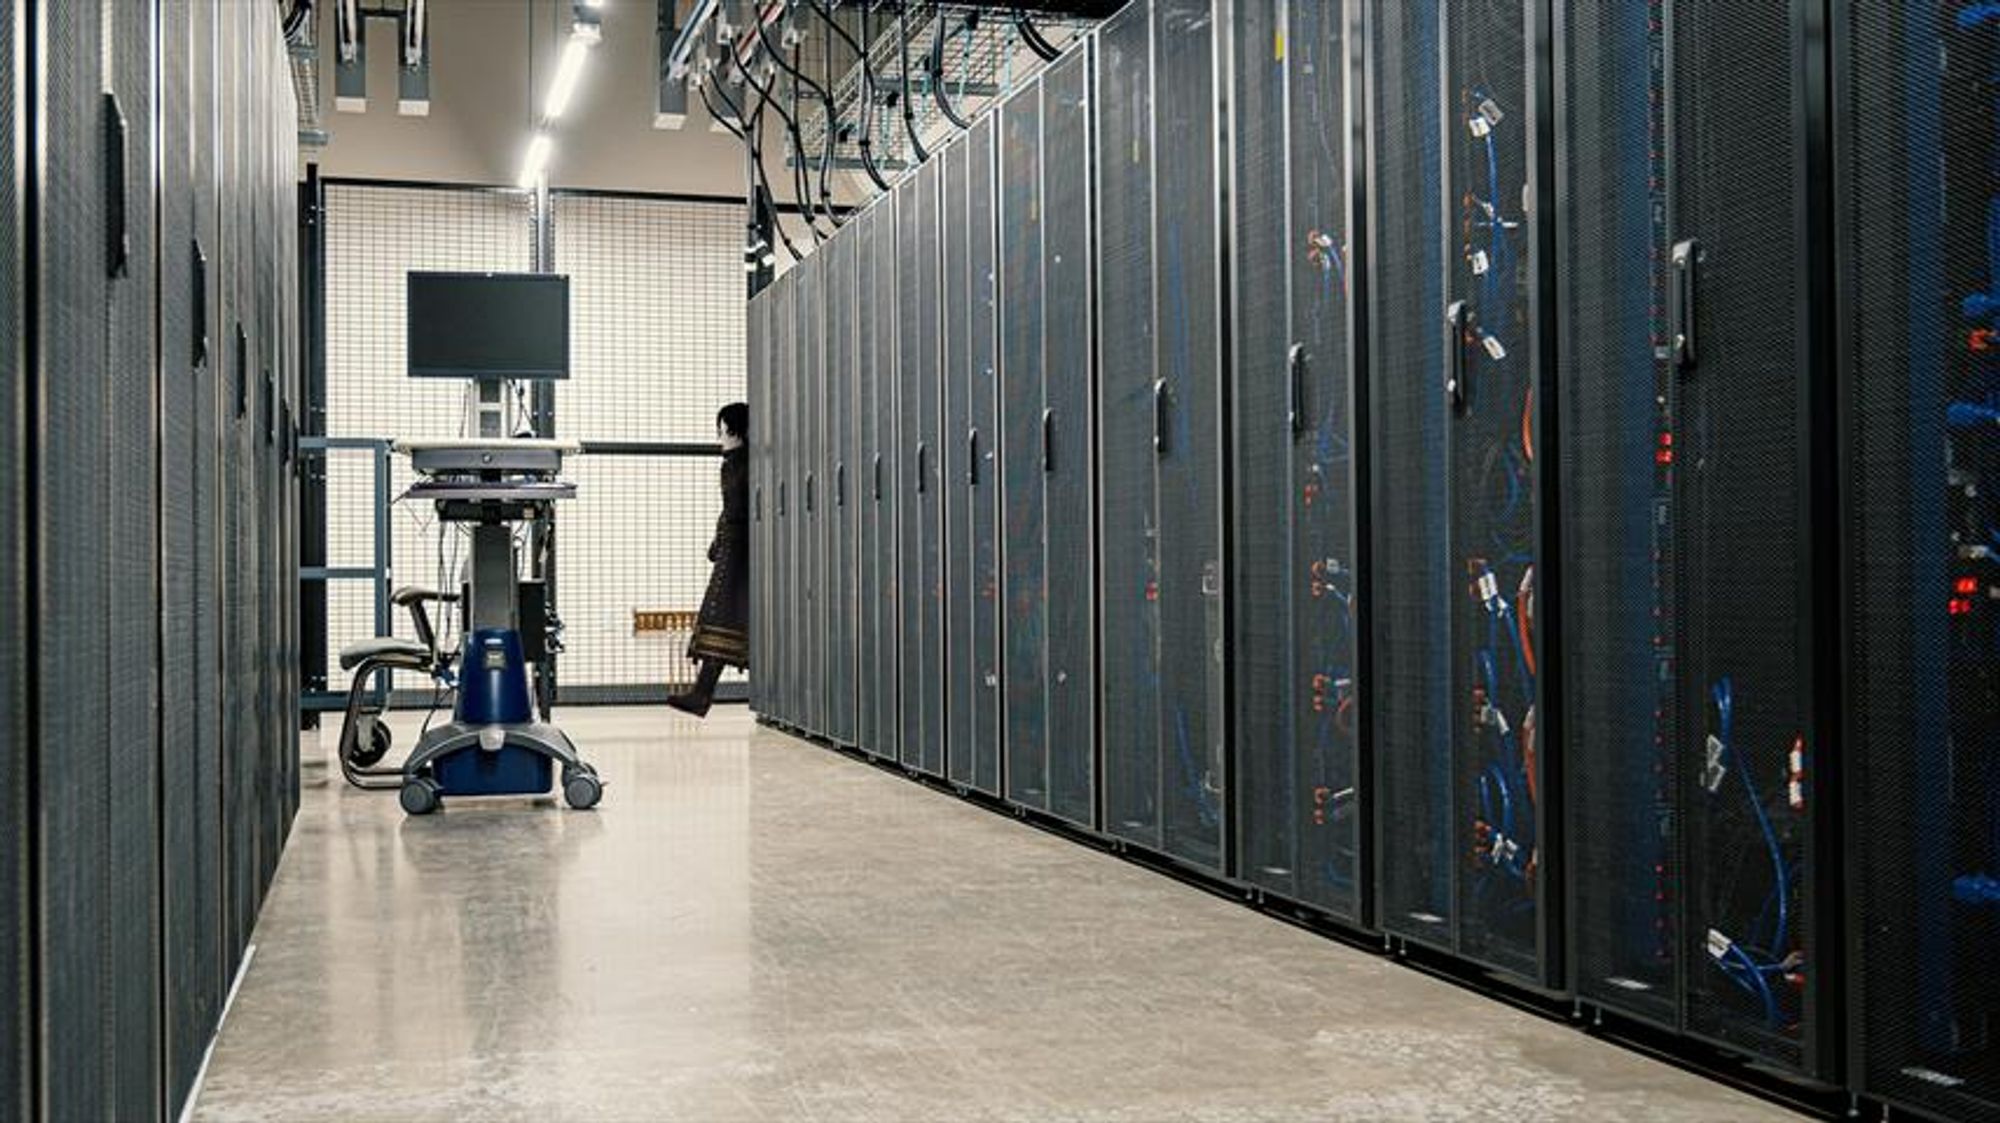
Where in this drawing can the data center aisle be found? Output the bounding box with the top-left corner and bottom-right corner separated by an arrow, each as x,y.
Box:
193,709 -> 1795,1122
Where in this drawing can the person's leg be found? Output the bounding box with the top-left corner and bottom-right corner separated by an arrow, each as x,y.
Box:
667,659 -> 723,718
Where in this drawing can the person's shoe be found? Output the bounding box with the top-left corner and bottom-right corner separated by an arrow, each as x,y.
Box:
666,692 -> 712,719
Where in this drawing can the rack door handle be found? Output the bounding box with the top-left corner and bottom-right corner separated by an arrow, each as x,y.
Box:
1445,300 -> 1470,413
1041,408 -> 1055,473
103,93 -> 129,278
873,454 -> 883,501
1288,343 -> 1308,435
1671,239 -> 1699,374
1152,379 -> 1169,455
916,442 -> 928,493
805,471 -> 816,514
754,485 -> 764,522
836,461 -> 847,507
967,428 -> 980,487
234,325 -> 249,419
192,241 -> 209,367
778,480 -> 787,517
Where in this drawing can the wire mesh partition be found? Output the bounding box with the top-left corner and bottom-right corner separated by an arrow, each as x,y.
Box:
552,192 -> 748,698
319,183 -> 747,704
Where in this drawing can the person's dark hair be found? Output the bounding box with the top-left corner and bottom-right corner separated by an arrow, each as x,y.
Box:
718,402 -> 748,440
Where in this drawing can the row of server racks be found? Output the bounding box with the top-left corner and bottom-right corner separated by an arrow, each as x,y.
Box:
750,2 -> 2000,1119
2,1 -> 304,1119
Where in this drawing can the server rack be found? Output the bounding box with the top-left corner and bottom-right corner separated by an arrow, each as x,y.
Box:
943,120 -> 1004,796
805,249 -> 829,739
1367,0 -> 1561,986
834,219 -> 860,748
775,271 -> 797,729
898,160 -> 948,777
868,197 -> 903,762
1840,4 -> 2000,1117
1095,0 -> 1228,873
1558,0 -> 1838,1075
748,286 -> 767,717
1229,0 -> 1367,920
823,232 -> 853,747
0,0 -> 24,1113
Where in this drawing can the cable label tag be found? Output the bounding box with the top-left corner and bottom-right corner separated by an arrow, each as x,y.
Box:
1706,928 -> 1733,961
1470,249 -> 1490,276
1481,333 -> 1507,361
1478,98 -> 1505,127
1702,734 -> 1727,793
1468,115 -> 1492,138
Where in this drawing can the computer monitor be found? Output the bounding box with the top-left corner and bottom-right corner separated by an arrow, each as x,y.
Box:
406,272 -> 571,380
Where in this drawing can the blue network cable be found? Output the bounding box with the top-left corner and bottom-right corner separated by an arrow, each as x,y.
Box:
1704,677 -> 1801,1029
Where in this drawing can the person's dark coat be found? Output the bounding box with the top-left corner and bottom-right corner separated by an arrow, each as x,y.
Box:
688,445 -> 749,669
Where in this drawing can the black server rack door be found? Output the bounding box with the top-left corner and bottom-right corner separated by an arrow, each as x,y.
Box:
1367,0 -> 1456,949
1442,0 -> 1548,980
919,161 -> 948,777
827,236 -> 851,745
944,138 -> 977,785
899,169 -> 946,776
1230,0 -> 1296,896
1233,0 -> 1364,918
854,210 -> 878,750
160,0 -> 221,1105
1153,0 -> 1226,873
749,290 -> 767,715
1043,44 -> 1097,830
874,200 -> 902,762
806,254 -> 826,737
107,0 -> 164,1108
969,116 -> 1003,797
777,274 -> 796,727
0,0 -> 25,1111
224,6 -> 259,965
38,0 -> 115,1113
1287,0 -> 1363,920
999,80 -> 1051,812
898,177 -> 925,766
838,226 -> 860,746
1670,0 -> 1823,1069
1557,0 -> 1678,1025
1841,5 -> 2000,1115
1096,1 -> 1164,849
191,0 -> 226,1051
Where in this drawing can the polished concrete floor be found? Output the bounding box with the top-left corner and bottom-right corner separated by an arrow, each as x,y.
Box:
193,707 -> 1800,1122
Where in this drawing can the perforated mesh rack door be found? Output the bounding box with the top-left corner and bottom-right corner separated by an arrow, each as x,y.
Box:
1152,0 -> 1225,874
968,116 -> 1002,798
1670,0 -> 1825,1072
749,288 -> 769,714
1095,1 -> 1163,853
1367,0 -> 1455,953
1042,44 -> 1097,830
943,134 -> 978,783
897,159 -> 947,776
1442,0 -> 1550,982
1231,0 -> 1299,905
1557,0 -> 1679,1029
870,195 -> 902,761
1841,5 -> 2000,1115
0,0 -> 25,1111
1000,74 -> 1052,813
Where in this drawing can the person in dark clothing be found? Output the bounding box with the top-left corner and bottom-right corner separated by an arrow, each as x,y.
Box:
669,402 -> 750,717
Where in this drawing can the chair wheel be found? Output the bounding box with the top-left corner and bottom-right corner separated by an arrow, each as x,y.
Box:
562,770 -> 602,811
399,777 -> 441,816
351,720 -> 393,769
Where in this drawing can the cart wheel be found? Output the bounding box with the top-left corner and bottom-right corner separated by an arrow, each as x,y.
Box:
399,777 -> 441,816
562,770 -> 602,811
351,720 -> 393,768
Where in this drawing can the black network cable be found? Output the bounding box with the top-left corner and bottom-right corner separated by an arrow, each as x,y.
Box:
752,8 -> 842,231
896,0 -> 929,164
718,56 -> 808,259
1015,8 -> 1059,61
930,9 -> 971,129
801,0 -> 890,192
731,50 -> 830,242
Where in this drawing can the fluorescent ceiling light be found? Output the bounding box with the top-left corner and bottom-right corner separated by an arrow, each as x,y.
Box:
518,133 -> 554,188
545,33 -> 596,120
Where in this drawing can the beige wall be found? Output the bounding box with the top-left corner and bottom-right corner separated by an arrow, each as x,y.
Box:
311,0 -> 752,197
